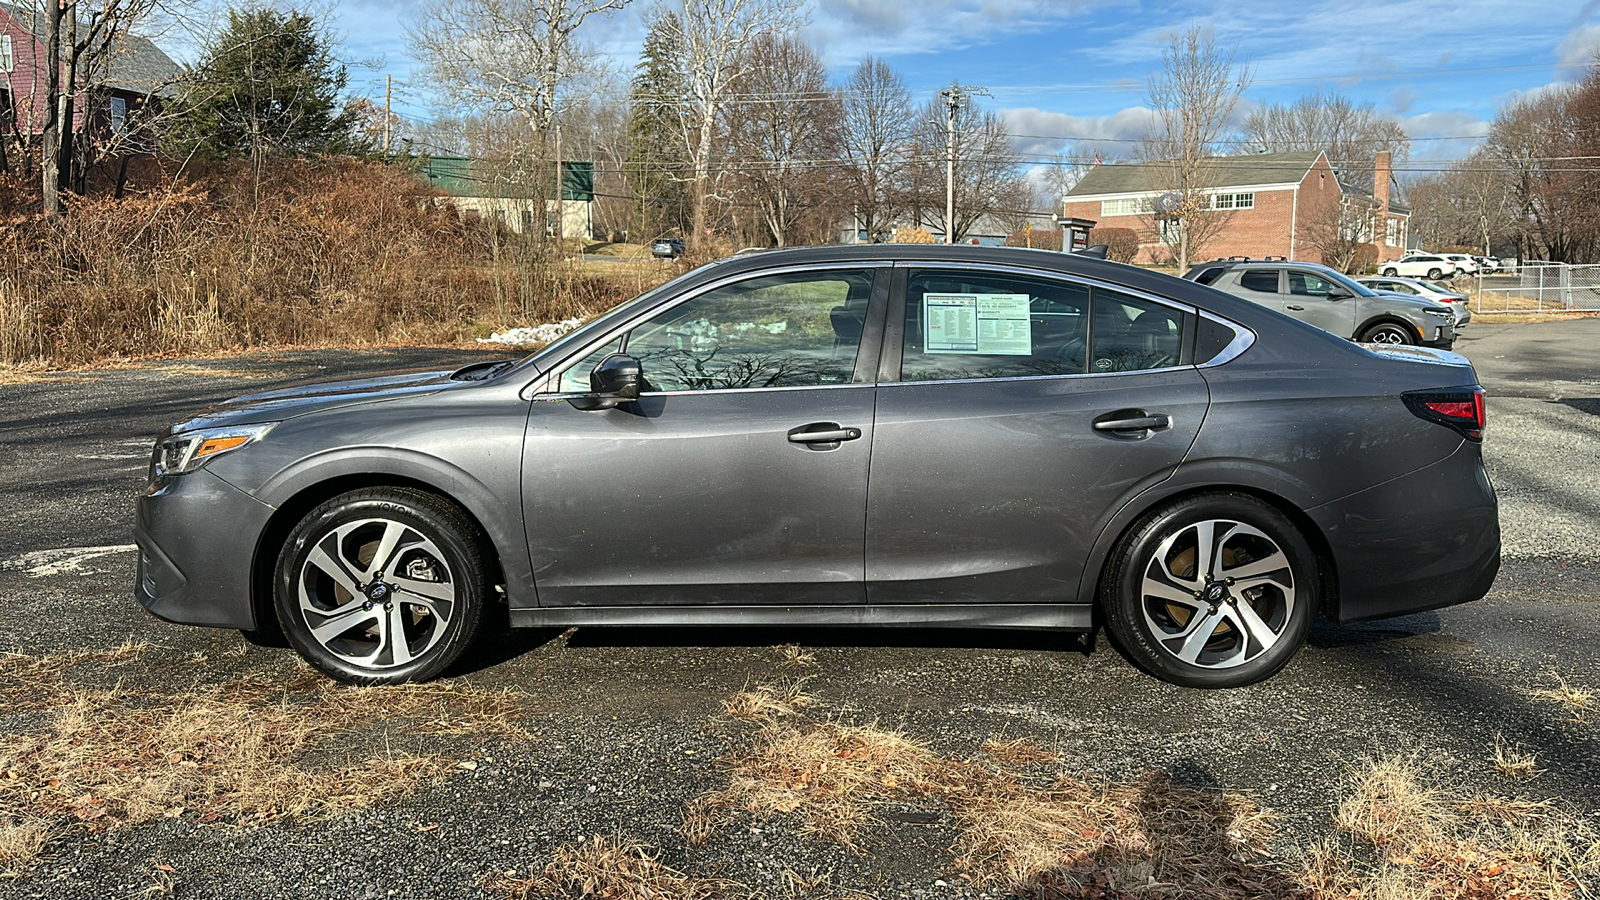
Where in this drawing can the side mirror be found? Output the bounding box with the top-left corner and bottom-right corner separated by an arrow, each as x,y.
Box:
570,353 -> 642,410
1327,288 -> 1353,300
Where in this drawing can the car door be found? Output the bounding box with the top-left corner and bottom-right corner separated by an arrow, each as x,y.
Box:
1231,267 -> 1288,315
521,265 -> 887,607
1285,268 -> 1357,338
864,265 -> 1209,606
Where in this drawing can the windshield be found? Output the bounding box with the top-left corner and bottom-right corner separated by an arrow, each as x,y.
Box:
1325,270 -> 1379,297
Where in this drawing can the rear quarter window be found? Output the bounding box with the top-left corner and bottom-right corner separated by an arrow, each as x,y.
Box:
1193,267 -> 1225,286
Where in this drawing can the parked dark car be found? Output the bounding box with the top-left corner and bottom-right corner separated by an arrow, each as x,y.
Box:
136,246 -> 1499,689
651,237 -> 686,259
1185,258 -> 1457,348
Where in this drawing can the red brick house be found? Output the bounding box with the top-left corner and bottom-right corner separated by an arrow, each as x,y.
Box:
1060,150 -> 1411,267
1,2 -> 181,153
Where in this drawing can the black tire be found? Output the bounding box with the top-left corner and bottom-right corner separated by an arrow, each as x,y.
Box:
1381,268 -> 1397,277
274,488 -> 490,684
1100,493 -> 1318,688
1358,321 -> 1415,345
1427,268 -> 1443,279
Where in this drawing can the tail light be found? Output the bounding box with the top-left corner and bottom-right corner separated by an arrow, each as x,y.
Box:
1403,386 -> 1485,441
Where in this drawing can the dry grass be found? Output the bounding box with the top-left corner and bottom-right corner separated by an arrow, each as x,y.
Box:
693,688 -> 1600,900
695,701 -> 1286,895
773,644 -> 817,669
0,644 -> 532,874
1525,673 -> 1594,721
1302,753 -> 1600,900
483,834 -> 740,900
0,159 -> 660,368
1492,737 -> 1542,779
721,679 -> 817,723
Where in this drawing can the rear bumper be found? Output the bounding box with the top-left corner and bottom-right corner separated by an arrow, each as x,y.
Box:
1309,442 -> 1500,623
134,469 -> 274,630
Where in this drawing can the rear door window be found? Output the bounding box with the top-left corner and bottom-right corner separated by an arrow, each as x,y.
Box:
1238,270 -> 1280,293
896,269 -> 1190,381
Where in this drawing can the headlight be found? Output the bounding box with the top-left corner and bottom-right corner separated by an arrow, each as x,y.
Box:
154,423 -> 277,477
1423,309 -> 1453,318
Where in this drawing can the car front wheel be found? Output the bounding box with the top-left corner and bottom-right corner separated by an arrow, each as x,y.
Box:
1358,322 -> 1414,345
274,488 -> 490,684
1381,267 -> 1397,276
1101,493 -> 1317,688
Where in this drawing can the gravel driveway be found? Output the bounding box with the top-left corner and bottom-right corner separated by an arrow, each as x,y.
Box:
1,324 -> 1597,899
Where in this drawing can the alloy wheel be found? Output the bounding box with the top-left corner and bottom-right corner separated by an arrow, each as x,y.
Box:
295,517 -> 456,669
1139,519 -> 1296,669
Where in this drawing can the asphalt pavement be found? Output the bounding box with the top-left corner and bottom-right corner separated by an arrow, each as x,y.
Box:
1,324 -> 1597,899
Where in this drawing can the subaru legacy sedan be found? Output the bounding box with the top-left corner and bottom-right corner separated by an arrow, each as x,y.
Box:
135,245 -> 1500,689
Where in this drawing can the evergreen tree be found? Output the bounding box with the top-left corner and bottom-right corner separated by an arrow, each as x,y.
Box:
166,7 -> 354,161
626,12 -> 687,239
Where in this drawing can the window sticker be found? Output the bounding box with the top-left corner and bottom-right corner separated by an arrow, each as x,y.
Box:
923,293 -> 1032,355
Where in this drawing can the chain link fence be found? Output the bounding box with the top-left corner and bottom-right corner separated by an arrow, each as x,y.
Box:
1475,262 -> 1600,313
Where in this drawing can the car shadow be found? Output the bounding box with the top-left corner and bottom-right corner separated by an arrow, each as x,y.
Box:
555,623 -> 1095,654
1307,610 -> 1443,649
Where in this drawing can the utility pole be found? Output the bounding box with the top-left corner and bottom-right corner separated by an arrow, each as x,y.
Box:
553,121 -> 562,243
939,82 -> 988,244
942,85 -> 960,244
383,74 -> 392,157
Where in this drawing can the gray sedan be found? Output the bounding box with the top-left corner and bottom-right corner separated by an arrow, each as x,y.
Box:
135,246 -> 1500,689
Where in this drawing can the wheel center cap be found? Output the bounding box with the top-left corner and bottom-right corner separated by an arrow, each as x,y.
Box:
366,582 -> 390,602
1203,582 -> 1230,604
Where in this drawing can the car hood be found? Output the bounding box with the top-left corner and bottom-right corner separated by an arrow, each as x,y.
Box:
167,367 -> 476,435
1370,291 -> 1454,312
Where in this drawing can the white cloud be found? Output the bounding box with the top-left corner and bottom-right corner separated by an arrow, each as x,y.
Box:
1556,22 -> 1600,79
1001,106 -> 1154,159
805,0 -> 1103,66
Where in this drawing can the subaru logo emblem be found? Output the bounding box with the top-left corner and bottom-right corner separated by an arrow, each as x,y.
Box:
370,584 -> 388,600
1207,584 -> 1225,602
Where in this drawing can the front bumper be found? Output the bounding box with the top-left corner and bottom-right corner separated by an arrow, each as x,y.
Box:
1309,442 -> 1499,623
134,469 -> 276,630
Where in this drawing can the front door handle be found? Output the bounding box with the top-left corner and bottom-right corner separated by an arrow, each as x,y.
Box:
787,422 -> 863,448
1285,304 -> 1305,311
1093,412 -> 1171,433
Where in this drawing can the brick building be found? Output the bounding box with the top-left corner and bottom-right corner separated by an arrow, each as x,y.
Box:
1060,150 -> 1410,267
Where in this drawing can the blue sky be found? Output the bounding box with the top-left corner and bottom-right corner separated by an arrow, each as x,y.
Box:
182,0 -> 1600,175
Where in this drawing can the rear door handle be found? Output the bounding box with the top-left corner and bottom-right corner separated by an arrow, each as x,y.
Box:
787,422 -> 863,447
1093,413 -> 1171,432
1285,304 -> 1305,311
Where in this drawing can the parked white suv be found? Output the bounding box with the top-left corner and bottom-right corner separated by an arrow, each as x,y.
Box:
1380,255 -> 1456,279
1441,254 -> 1480,276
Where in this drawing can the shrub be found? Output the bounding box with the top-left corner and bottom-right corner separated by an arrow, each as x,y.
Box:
890,227 -> 936,244
1004,228 -> 1063,251
0,159 -> 628,367
1094,227 -> 1142,263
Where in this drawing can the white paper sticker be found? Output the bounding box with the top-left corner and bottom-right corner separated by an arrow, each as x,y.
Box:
923,293 -> 1031,355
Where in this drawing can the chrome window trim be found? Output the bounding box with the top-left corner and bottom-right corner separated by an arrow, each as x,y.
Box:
524,261 -> 890,399
894,260 -> 1197,317
1195,310 -> 1257,368
887,259 -> 1234,384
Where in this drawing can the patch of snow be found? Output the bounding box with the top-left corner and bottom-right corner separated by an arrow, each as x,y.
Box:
476,318 -> 587,346
2,544 -> 137,577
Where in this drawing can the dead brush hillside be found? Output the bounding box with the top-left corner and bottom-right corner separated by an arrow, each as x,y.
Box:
0,160 -> 635,368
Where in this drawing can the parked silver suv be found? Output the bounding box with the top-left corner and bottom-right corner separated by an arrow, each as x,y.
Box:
1184,259 -> 1457,348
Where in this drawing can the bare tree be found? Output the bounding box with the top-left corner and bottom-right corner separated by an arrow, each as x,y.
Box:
647,0 -> 806,250
1299,197 -> 1371,273
411,0 -> 629,245
1034,150 -> 1086,214
908,92 -> 1027,241
722,34 -> 840,247
839,56 -> 913,242
1137,26 -> 1251,270
1240,92 -> 1409,190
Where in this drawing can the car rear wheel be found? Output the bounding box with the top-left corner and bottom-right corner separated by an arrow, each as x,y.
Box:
1359,322 -> 1414,345
274,488 -> 490,684
1427,268 -> 1443,279
1101,493 -> 1317,688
